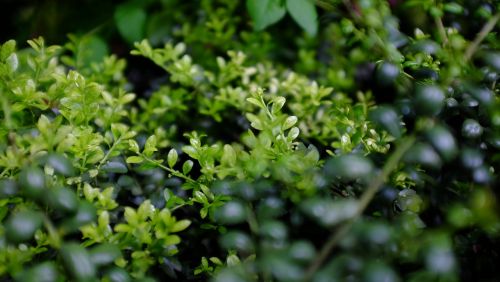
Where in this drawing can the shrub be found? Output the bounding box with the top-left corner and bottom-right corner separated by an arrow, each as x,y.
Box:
0,1 -> 499,281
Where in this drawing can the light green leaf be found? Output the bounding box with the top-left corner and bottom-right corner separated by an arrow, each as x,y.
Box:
272,96 -> 286,114
221,145 -> 237,166
164,234 -> 181,245
283,116 -> 298,130
120,93 -> 136,104
183,146 -> 198,159
182,160 -> 194,175
6,53 -> 18,72
246,97 -> 262,108
171,219 -> 191,232
110,123 -> 129,140
126,156 -> 144,164
286,0 -> 318,36
143,135 -> 157,157
128,140 -> 140,153
167,149 -> 178,168
247,0 -> 286,31
288,126 -> 300,140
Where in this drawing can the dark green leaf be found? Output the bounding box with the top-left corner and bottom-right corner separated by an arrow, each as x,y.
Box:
47,187 -> 79,213
19,167 -> 46,200
0,179 -> 18,198
89,244 -> 122,266
102,161 -> 128,174
247,0 -> 286,31
324,154 -> 374,180
60,243 -> 96,281
414,85 -> 445,116
5,210 -> 43,243
16,261 -> 58,282
286,0 -> 318,36
45,153 -> 75,176
369,106 -> 402,138
214,201 -> 247,225
114,4 -> 146,44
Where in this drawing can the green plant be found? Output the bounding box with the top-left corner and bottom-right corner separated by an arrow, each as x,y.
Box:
1,0 -> 500,281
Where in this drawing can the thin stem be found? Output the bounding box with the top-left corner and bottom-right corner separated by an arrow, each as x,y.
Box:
43,215 -> 61,249
304,136 -> 416,279
260,95 -> 274,121
246,203 -> 259,234
434,16 -> 448,45
1,95 -> 13,129
171,203 -> 187,212
96,136 -> 123,170
141,154 -> 198,184
464,13 -> 500,61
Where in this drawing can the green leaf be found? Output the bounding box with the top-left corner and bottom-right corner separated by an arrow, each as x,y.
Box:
247,0 -> 286,31
221,144 -> 237,166
111,123 -> 129,140
128,140 -> 140,153
246,113 -> 264,130
101,161 -> 128,174
89,244 -> 122,266
60,243 -> 96,281
0,40 -> 16,60
167,149 -> 178,168
324,154 -> 374,180
77,35 -> 109,68
301,198 -> 358,227
182,160 -> 194,175
246,97 -> 262,108
171,219 -> 191,232
283,116 -> 298,130
45,153 -> 75,176
114,4 -> 146,44
286,0 -> 318,36
369,106 -> 402,138
18,262 -> 58,282
5,210 -> 43,243
183,145 -> 198,159
126,156 -> 144,164
272,96 -> 286,114
143,135 -> 158,156
288,127 -> 300,140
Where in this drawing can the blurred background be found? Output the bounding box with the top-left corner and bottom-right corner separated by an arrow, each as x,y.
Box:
1,0 -> 123,44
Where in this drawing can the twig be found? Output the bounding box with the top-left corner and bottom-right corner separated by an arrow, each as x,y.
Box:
96,136 -> 123,171
43,215 -> 61,248
464,13 -> 500,61
141,154 -> 198,184
434,16 -> 448,46
304,136 -> 416,280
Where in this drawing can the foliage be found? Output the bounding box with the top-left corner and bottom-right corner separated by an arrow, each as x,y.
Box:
1,0 -> 500,281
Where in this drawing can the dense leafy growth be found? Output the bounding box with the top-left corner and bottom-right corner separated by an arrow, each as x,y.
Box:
0,0 -> 499,281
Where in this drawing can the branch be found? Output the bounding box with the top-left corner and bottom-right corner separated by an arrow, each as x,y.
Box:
304,136 -> 416,279
434,16 -> 448,45
464,13 -> 500,61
